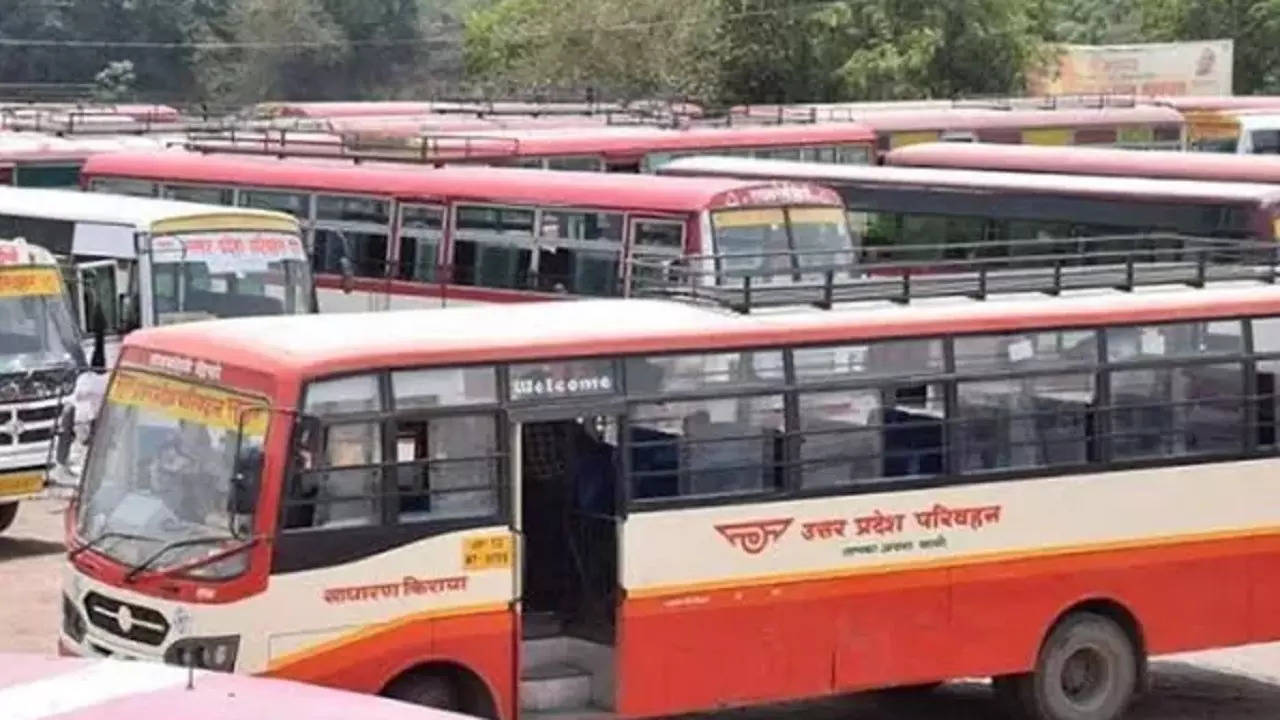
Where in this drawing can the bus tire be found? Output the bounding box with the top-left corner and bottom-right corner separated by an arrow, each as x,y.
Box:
383,670 -> 460,711
0,502 -> 17,534
1001,612 -> 1137,720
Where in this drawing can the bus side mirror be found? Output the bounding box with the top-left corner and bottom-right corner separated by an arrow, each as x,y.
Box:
229,453 -> 262,520
339,256 -> 355,295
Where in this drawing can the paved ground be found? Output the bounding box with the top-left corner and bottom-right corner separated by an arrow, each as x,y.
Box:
6,494 -> 1280,719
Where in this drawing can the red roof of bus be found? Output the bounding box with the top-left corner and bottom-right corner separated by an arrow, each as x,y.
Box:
121,287 -> 1280,384
858,106 -> 1184,132
886,142 -> 1280,184
82,151 -> 843,212
425,123 -> 876,160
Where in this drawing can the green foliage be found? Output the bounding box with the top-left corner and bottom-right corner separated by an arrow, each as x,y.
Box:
94,60 -> 137,101
4,0 -> 1280,103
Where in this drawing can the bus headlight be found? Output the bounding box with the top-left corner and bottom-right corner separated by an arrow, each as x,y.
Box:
61,595 -> 86,644
164,636 -> 240,672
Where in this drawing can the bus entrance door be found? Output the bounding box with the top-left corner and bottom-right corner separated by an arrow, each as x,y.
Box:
512,410 -> 620,715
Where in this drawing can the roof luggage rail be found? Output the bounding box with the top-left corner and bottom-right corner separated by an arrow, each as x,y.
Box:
950,93 -> 1140,111
627,234 -> 1280,313
184,128 -> 523,163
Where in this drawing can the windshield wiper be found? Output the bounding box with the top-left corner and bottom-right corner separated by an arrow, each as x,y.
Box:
123,535 -> 252,583
68,531 -> 154,562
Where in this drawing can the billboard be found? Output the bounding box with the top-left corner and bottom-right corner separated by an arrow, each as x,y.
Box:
1030,40 -> 1233,97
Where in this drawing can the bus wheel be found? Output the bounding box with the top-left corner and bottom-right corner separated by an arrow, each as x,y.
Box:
999,612 -> 1138,720
383,670 -> 460,711
0,503 -> 17,534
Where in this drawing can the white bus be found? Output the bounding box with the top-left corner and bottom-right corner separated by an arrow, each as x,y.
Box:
0,187 -> 316,359
0,238 -> 83,534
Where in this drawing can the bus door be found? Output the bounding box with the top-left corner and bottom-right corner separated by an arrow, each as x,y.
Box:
75,260 -> 118,336
507,394 -> 624,715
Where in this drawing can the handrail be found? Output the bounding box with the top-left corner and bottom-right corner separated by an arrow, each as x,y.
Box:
626,234 -> 1280,313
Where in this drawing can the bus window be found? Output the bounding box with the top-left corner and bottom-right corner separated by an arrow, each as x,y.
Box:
397,204 -> 444,282
392,414 -> 500,522
711,208 -> 790,277
284,421 -> 383,530
788,207 -> 855,270
955,374 -> 1096,472
546,156 -> 604,172
837,144 -> 872,164
92,178 -> 156,197
626,350 -> 784,395
238,189 -> 309,220
454,205 -> 535,290
315,195 -> 390,278
392,366 -> 498,409
536,210 -> 624,296
628,395 -> 785,500
796,389 -> 883,487
1251,130 -> 1280,155
163,184 -> 233,206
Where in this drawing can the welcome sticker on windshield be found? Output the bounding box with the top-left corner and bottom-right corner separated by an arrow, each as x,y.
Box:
108,370 -> 268,436
0,267 -> 59,297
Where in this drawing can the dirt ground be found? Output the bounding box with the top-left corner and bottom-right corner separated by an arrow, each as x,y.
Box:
6,494 -> 1280,719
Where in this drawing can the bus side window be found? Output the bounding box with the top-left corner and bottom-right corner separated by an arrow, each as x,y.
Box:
391,415 -> 500,523
283,422 -> 382,531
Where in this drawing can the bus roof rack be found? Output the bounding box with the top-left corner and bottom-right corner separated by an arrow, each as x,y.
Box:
628,234 -> 1280,314
183,128 -> 525,163
950,93 -> 1140,111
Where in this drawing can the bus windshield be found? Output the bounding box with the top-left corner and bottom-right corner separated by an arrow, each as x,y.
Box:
149,232 -> 314,325
0,266 -> 83,374
76,370 -> 266,578
711,206 -> 854,277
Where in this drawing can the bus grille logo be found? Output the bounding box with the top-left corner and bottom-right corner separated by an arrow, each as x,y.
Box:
715,518 -> 793,555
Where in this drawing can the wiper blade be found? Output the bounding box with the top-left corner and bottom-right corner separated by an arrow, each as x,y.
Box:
68,531 -> 153,562
123,535 -> 240,583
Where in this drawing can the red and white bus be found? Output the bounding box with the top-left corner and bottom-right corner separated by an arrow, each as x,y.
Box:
658,156 -> 1280,260
60,279 -> 1280,720
858,105 -> 1186,154
886,141 -> 1280,184
81,152 -> 853,310
185,122 -> 879,172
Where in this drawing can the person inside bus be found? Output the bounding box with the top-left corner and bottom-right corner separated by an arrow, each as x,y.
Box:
143,422 -> 223,527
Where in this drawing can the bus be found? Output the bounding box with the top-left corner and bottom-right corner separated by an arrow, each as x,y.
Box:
884,141 -> 1280,184
656,156 -> 1280,260
0,133 -> 171,188
81,152 -> 854,309
1180,108 -> 1280,154
183,122 -> 878,172
0,237 -> 83,535
855,105 -> 1185,154
0,187 -> 315,355
60,276 -> 1280,720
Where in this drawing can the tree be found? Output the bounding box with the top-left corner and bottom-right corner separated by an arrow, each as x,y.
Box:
192,0 -> 349,103
1138,0 -> 1280,94
93,60 -> 137,101
463,0 -> 719,101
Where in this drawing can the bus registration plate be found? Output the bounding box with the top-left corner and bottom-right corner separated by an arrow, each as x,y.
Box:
0,470 -> 43,498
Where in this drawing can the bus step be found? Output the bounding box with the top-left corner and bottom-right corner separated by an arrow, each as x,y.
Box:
523,611 -> 564,640
520,662 -> 593,712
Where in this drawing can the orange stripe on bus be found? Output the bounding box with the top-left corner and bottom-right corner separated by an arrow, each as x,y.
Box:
624,524 -> 1280,603
265,601 -> 508,673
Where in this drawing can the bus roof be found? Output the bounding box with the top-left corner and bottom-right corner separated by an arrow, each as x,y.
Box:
886,141 -> 1280,184
423,122 -> 877,160
120,285 -> 1280,384
854,105 -> 1184,132
0,654 -> 471,720
1154,95 -> 1280,111
659,155 -> 1280,206
83,152 -> 844,212
0,186 -> 296,231
0,132 -> 172,162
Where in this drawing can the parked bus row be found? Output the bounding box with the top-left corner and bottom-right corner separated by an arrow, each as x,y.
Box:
78,149 -> 1280,309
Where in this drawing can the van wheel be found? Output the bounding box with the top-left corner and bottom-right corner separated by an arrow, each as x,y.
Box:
383,670 -> 460,711
998,612 -> 1137,720
0,503 -> 18,534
